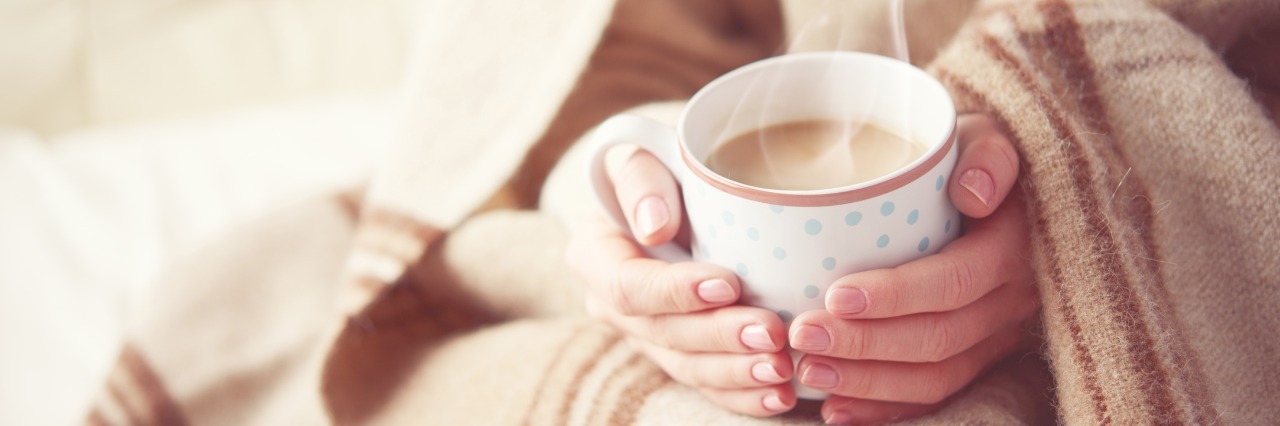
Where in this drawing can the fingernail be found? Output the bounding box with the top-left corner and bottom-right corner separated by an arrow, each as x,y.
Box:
696,279 -> 736,304
791,325 -> 831,352
741,325 -> 777,351
828,287 -> 868,315
634,196 -> 669,238
959,169 -> 995,207
801,363 -> 839,389
825,409 -> 852,425
762,393 -> 788,412
751,362 -> 787,384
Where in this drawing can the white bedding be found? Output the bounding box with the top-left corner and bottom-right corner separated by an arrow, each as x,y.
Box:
0,92 -> 392,425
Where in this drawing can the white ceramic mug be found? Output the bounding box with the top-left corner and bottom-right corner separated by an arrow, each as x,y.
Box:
585,51 -> 959,399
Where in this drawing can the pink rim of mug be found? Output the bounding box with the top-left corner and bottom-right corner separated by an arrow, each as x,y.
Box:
673,52 -> 957,207
679,126 -> 954,207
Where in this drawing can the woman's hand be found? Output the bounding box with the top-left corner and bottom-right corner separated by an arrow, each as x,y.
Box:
566,113 -> 1037,421
788,115 -> 1040,425
566,149 -> 797,417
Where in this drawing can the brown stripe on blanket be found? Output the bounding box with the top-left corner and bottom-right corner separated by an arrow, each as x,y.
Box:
1106,100 -> 1222,426
961,33 -> 1119,423
585,352 -> 666,425
519,322 -> 587,425
1105,54 -> 1215,76
85,408 -> 110,426
1040,2 -> 1187,423
977,3 -> 1197,421
939,68 -> 1111,425
560,334 -> 629,425
334,188 -> 365,222
354,274 -> 387,292
1085,10 -> 1223,422
520,326 -> 624,425
85,344 -> 189,426
606,358 -> 670,425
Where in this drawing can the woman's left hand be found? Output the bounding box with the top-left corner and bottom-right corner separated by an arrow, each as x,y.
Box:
788,115 -> 1040,425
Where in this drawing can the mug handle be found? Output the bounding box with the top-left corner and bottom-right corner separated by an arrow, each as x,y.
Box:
586,114 -> 693,263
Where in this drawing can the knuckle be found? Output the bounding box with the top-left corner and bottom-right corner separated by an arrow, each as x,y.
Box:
922,318 -> 961,362
842,324 -> 874,359
839,364 -> 876,397
645,318 -> 678,349
710,310 -> 744,352
616,155 -> 655,197
942,258 -> 977,310
662,273 -> 694,313
876,271 -> 907,315
712,328 -> 736,353
608,281 -> 637,316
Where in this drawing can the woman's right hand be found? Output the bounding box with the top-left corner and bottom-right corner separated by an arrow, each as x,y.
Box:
566,149 -> 797,417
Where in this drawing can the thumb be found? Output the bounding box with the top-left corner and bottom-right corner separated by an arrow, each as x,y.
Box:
948,114 -> 1021,219
610,148 -> 684,246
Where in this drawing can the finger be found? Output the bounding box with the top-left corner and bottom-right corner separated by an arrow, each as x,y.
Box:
610,149 -> 683,246
797,326 -> 1023,404
628,338 -> 794,389
793,282 -> 1038,362
820,397 -> 940,425
699,384 -> 798,417
600,305 -> 786,353
949,114 -> 1020,219
567,218 -> 744,315
824,192 -> 1031,318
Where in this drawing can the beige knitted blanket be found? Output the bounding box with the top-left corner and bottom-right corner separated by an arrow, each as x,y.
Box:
85,0 -> 1280,424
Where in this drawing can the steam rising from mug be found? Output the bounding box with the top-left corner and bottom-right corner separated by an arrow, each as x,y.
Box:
711,0 -> 916,191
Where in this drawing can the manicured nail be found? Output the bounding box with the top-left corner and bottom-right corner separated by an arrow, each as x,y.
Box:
634,196 -> 669,238
751,362 -> 787,384
696,279 -> 736,304
824,409 -> 852,425
762,393 -> 787,412
801,363 -> 839,389
958,169 -> 995,207
828,287 -> 868,315
741,325 -> 777,351
791,325 -> 831,352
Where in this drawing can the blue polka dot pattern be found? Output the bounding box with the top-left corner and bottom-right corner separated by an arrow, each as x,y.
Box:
918,237 -> 930,252
777,310 -> 794,323
877,234 -> 890,248
700,244 -> 710,258
747,227 -> 760,241
805,219 -> 823,235
907,209 -> 919,225
773,247 -> 787,260
709,225 -> 717,238
845,211 -> 863,226
822,257 -> 836,270
736,262 -> 749,277
880,202 -> 895,216
804,285 -> 820,298
769,205 -> 784,213
722,211 -> 735,225
936,175 -> 945,191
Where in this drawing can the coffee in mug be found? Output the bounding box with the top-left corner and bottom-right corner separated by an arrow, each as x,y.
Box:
585,52 -> 959,400
704,120 -> 928,191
